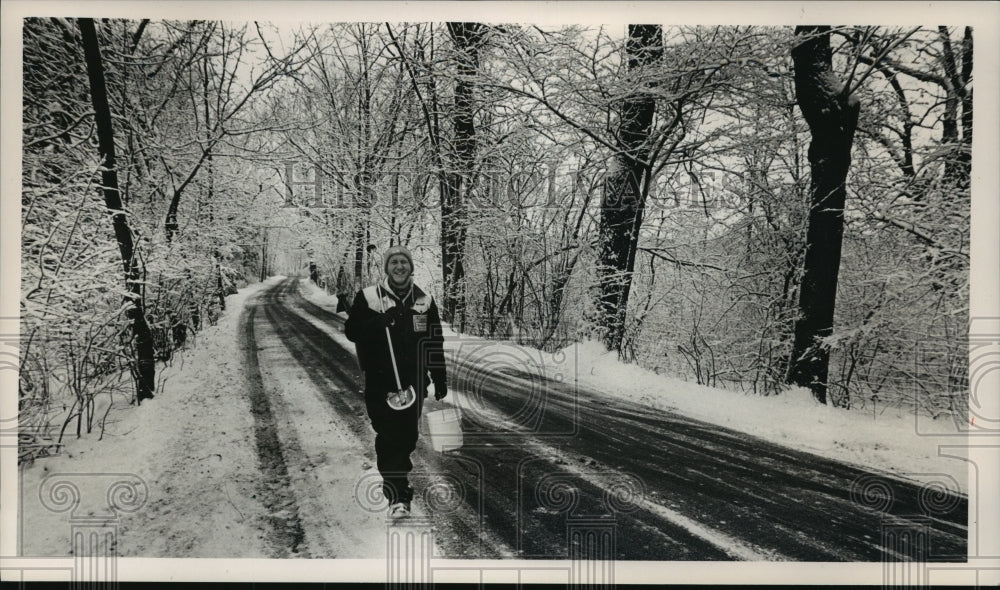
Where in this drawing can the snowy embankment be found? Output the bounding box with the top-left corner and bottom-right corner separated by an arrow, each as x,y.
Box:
563,341 -> 969,494
19,277 -> 286,557
300,279 -> 968,495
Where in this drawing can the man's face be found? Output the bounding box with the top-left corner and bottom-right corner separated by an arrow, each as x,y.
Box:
387,254 -> 412,286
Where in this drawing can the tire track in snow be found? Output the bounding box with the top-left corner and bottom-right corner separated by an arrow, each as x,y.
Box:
260,280 -> 372,446
252,281 -> 394,557
443,388 -> 774,560
240,293 -> 308,557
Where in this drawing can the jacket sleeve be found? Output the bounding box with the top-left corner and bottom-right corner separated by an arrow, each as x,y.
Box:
344,289 -> 382,343
425,298 -> 447,387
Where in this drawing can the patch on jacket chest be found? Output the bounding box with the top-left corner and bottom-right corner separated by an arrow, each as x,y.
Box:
412,295 -> 431,314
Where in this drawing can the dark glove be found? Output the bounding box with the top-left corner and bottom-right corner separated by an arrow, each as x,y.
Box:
381,306 -> 404,327
434,381 -> 447,401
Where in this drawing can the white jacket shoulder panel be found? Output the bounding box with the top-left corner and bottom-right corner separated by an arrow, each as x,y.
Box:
362,286 -> 396,313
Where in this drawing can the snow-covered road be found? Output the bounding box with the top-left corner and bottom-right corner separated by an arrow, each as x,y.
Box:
240,278 -> 967,561
16,276 -> 969,563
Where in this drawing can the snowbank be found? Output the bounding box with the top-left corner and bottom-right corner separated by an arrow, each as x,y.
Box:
297,279 -> 343,313
17,276 -> 286,557
561,340 -> 967,493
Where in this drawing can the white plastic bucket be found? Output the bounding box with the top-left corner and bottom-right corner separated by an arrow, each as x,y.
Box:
425,408 -> 463,452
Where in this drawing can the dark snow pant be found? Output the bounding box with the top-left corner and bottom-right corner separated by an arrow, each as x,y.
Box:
365,390 -> 421,505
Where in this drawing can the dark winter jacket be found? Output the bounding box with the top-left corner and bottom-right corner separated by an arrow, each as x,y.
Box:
344,280 -> 447,399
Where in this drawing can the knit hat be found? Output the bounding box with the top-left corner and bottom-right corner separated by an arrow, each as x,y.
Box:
383,245 -> 413,274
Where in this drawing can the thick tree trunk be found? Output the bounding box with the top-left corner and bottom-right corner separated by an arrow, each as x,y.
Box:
214,252 -> 226,311
787,26 -> 861,404
78,18 -> 155,402
960,27 -> 973,170
439,172 -> 466,327
353,217 -> 365,287
442,22 -> 483,330
597,24 -> 662,353
939,26 -> 973,189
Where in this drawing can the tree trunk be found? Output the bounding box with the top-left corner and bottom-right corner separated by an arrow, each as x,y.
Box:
439,172 -> 465,326
787,26 -> 861,404
78,18 -> 155,402
353,217 -> 365,287
260,230 -> 268,282
960,26 -> 973,173
215,254 -> 226,311
597,24 -> 662,353
351,178 -> 370,287
166,40 -> 216,243
442,22 -> 483,330
939,26 -> 972,189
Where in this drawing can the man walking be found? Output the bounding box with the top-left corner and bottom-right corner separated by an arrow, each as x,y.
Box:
345,245 -> 448,518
